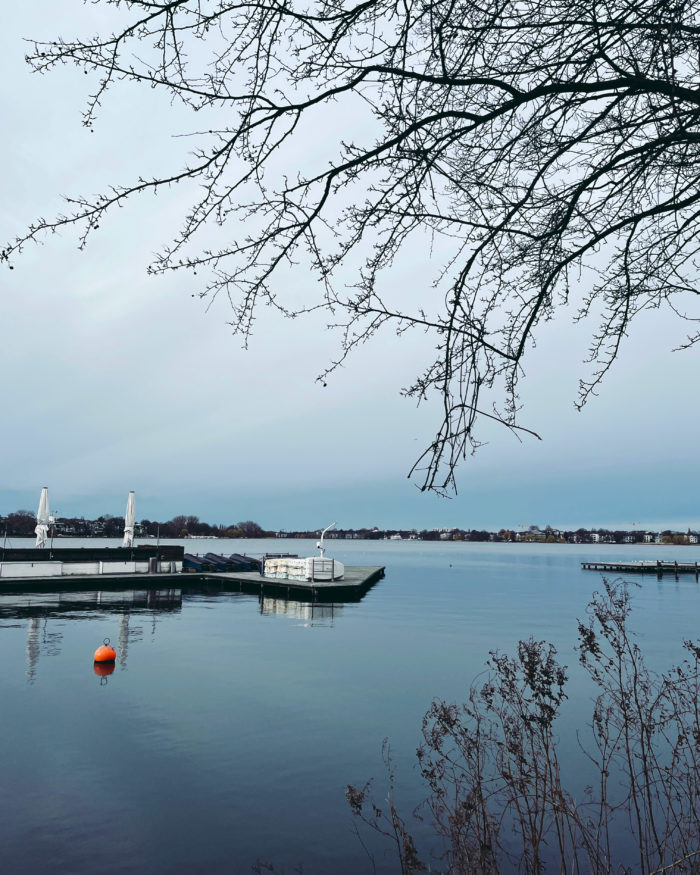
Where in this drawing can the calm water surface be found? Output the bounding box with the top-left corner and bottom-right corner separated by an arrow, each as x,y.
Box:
1,538 -> 699,873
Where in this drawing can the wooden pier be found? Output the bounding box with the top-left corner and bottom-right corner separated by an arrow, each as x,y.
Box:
582,560 -> 700,579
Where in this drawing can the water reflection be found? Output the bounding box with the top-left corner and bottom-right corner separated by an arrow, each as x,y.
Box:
6,584 -> 365,684
93,661 -> 115,685
3,590 -> 182,683
260,596 -> 345,627
26,616 -> 40,683
118,612 -> 129,668
0,589 -> 182,620
25,616 -> 64,683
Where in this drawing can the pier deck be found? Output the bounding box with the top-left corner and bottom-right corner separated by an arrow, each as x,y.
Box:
0,565 -> 385,601
198,565 -> 384,598
582,560 -> 700,578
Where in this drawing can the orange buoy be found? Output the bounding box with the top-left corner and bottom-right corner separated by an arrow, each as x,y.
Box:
93,661 -> 115,677
94,637 -> 116,663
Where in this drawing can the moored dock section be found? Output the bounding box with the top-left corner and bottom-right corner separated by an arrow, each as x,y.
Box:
197,565 -> 385,601
0,559 -> 385,602
582,560 -> 700,579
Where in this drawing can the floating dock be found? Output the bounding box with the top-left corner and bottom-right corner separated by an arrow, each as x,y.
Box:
0,565 -> 385,602
196,565 -> 385,600
582,560 -> 700,578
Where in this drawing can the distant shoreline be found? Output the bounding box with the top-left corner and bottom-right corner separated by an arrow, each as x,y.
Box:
1,522 -> 698,547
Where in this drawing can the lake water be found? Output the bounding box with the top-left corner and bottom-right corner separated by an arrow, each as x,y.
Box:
1,538 -> 699,873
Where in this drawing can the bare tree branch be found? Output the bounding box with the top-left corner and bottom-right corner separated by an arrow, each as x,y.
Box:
4,0 -> 700,491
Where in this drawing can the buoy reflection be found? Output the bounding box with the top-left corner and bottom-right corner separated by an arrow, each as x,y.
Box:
93,660 -> 115,685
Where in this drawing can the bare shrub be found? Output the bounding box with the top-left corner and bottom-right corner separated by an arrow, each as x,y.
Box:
348,581 -> 700,873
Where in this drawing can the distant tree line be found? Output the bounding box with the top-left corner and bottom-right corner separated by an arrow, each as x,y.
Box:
309,526 -> 700,544
0,511 -> 273,539
1,513 -> 697,544
139,517 -> 272,539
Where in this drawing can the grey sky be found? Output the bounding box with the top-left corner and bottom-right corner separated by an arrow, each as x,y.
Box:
1,2 -> 698,532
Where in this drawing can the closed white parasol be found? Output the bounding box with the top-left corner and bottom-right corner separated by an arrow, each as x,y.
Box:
122,491 -> 135,547
35,487 -> 50,548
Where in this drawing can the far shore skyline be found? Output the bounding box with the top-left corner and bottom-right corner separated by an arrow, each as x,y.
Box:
2,504 -> 699,541
1,464 -> 699,538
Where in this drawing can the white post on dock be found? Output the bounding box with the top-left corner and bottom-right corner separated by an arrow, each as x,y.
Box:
122,491 -> 135,548
35,487 -> 50,549
316,522 -> 337,559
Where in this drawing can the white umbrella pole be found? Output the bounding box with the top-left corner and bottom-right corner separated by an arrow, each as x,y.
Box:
122,491 -> 135,548
35,487 -> 50,549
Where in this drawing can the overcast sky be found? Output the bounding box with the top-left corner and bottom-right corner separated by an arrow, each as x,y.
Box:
1,3 -> 698,533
